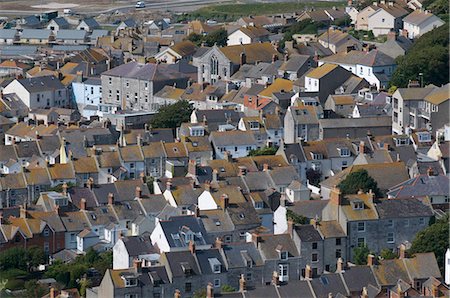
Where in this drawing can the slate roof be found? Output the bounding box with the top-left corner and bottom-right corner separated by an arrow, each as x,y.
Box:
210,130 -> 257,147
341,266 -> 378,294
403,10 -> 443,26
289,200 -> 328,219
222,242 -> 264,268
310,273 -> 349,298
17,76 -> 65,92
295,224 -> 322,242
159,215 -> 209,248
122,233 -> 156,256
387,174 -> 449,198
20,29 -> 51,39
257,233 -> 299,260
163,250 -> 201,277
56,30 -> 87,40
375,197 -> 433,218
0,29 -> 17,39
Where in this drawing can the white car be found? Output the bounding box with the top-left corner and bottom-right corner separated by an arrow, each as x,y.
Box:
135,1 -> 145,8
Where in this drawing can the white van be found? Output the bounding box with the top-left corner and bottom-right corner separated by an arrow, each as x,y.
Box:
63,9 -> 73,15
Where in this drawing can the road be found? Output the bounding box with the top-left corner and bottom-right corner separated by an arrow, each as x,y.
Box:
0,0 -> 233,16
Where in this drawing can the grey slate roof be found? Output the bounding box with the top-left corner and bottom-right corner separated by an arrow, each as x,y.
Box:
222,242 -> 264,268
80,18 -> 100,29
20,29 -> 52,39
341,266 -> 378,294
0,29 -> 17,39
17,76 -> 65,92
210,130 -> 257,147
90,29 -> 109,40
160,215 -> 209,248
310,273 -> 349,298
122,233 -> 156,256
375,198 -> 433,218
387,174 -> 449,198
56,29 -> 87,40
295,224 -> 322,242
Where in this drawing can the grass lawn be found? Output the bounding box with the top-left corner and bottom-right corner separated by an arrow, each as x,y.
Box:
179,1 -> 346,22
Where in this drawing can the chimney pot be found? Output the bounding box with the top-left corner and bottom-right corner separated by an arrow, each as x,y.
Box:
108,193 -> 114,205
399,244 -> 406,259
135,186 -> 142,199
189,240 -> 196,254
239,274 -> 247,292
336,257 -> 344,272
367,254 -> 376,266
206,282 -> 214,298
80,198 -> 87,210
305,264 -> 313,279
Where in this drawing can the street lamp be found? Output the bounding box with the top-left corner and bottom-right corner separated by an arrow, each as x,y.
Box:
419,72 -> 423,88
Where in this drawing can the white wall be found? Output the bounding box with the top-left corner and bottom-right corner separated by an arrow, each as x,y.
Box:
113,239 -> 130,270
368,10 -> 395,37
198,191 -> 218,210
304,77 -> 319,92
150,222 -> 170,252
227,30 -> 251,46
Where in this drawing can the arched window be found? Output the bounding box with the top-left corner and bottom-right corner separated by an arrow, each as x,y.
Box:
211,55 -> 219,75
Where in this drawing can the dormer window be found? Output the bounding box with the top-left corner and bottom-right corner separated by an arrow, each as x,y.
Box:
181,262 -> 192,275
280,251 -> 288,260
418,132 -> 431,142
121,276 -> 138,287
208,258 -> 221,273
352,201 -> 364,210
395,137 -> 409,146
310,152 -> 323,160
254,201 -> 264,209
249,121 -> 260,130
338,148 -> 350,157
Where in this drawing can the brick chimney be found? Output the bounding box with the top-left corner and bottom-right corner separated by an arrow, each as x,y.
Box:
133,258 -> 142,273
367,254 -> 376,266
387,30 -> 397,41
330,187 -> 343,206
287,219 -> 294,238
135,186 -> 142,199
383,142 -> 389,150
252,233 -> 261,248
399,244 -> 406,259
206,282 -> 214,298
108,193 -> 114,205
359,141 -> 365,154
20,204 -> 26,218
239,274 -> 247,292
224,151 -> 232,162
263,163 -> 270,171
240,52 -> 246,65
215,237 -> 223,249
220,194 -> 229,210
50,288 -> 55,298
87,177 -> 94,190
212,169 -> 218,183
361,287 -> 369,298
80,198 -> 87,211
305,264 -> 312,279
166,180 -> 172,192
189,240 -> 196,254
62,182 -> 68,196
174,289 -> 181,298
54,204 -> 59,215
336,258 -> 344,272
427,167 -> 435,176
272,270 -> 280,285
238,166 -> 247,176
195,205 -> 200,218
139,172 -> 146,184
188,159 -> 197,177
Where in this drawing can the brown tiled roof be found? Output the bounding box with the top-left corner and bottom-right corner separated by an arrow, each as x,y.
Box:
219,42 -> 279,65
306,63 -> 339,79
73,156 -> 99,174
170,40 -> 198,56
259,78 -> 293,98
48,163 -> 76,180
119,145 -> 144,162
163,142 -> 187,159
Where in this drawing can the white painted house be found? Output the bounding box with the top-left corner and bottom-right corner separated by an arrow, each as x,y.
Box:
227,26 -> 270,46
367,2 -> 409,37
403,10 -> 444,39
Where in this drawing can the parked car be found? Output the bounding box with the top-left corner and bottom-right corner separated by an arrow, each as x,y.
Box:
135,1 -> 145,8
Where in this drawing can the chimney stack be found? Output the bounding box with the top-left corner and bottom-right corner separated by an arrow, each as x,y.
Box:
195,205 -> 200,218
330,186 -> 343,206
135,186 -> 142,199
54,204 -> 60,215
108,193 -> 114,205
140,172 -> 146,184
361,287 -> 369,298
50,288 -> 55,298
62,182 -> 68,196
336,258 -> 344,272
263,163 -> 270,171
133,258 -> 142,273
188,159 -> 197,177
238,166 -> 247,176
166,180 -> 172,192
206,282 -> 214,298
212,169 -> 218,183
252,233 -> 261,248
239,274 -> 247,292
240,52 -> 246,65
367,254 -> 375,266
215,237 -> 223,249
220,194 -> 229,210
174,290 -> 181,298
20,204 -> 26,219
427,167 -> 435,177
80,198 -> 87,211
305,264 -> 312,279
287,219 -> 294,238
87,177 -> 94,190
204,180 -> 211,192
189,240 -> 196,254
272,271 -> 280,285
399,244 -> 406,259
359,141 -> 365,154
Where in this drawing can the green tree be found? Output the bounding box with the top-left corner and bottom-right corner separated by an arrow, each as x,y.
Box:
390,25 -> 449,88
150,100 -> 193,130
221,284 -> 236,292
353,244 -> 371,265
379,248 -> 397,260
409,214 -> 449,273
286,210 -> 309,225
186,32 -> 204,46
338,169 -> 381,197
248,146 -> 278,156
203,28 -> 228,47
